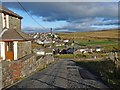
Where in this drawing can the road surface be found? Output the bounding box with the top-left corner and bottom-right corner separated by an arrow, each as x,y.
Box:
7,59 -> 108,89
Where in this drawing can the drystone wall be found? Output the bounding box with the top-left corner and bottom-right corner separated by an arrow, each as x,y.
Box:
0,61 -> 2,90
1,54 -> 54,89
17,41 -> 31,59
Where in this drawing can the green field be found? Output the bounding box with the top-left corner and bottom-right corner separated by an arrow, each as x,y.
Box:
58,29 -> 119,51
76,40 -> 117,45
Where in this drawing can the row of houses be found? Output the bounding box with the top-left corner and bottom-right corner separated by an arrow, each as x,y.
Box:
75,47 -> 103,54
0,5 -> 32,61
52,46 -> 103,55
30,31 -> 70,47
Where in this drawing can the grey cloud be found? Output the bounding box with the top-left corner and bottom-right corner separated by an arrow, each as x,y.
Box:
2,2 -> 118,32
3,2 -> 118,22
55,18 -> 118,32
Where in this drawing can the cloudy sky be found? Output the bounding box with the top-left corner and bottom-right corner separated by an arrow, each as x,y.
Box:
2,2 -> 119,33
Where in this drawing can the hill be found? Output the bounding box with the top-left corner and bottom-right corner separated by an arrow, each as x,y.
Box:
58,29 -> 119,51
58,29 -> 119,40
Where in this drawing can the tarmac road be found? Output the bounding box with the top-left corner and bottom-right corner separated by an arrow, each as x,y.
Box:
7,59 -> 109,89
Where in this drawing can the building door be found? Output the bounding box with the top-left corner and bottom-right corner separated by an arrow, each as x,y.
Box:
5,41 -> 14,60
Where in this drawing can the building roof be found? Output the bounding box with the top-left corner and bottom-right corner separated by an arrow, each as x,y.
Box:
17,30 -> 33,40
0,4 -> 22,19
0,5 -> 33,41
0,28 -> 33,41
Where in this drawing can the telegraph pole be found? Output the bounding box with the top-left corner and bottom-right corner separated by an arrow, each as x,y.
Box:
50,28 -> 53,54
50,28 -> 53,44
51,28 -> 53,40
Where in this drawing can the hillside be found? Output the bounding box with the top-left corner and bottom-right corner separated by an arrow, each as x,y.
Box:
58,29 -> 119,41
58,29 -> 119,51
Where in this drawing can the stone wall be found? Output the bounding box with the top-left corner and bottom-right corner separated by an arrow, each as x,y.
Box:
0,61 -> 2,90
108,52 -> 119,61
1,54 -> 54,89
0,13 -> 2,34
17,41 -> 31,59
9,15 -> 21,30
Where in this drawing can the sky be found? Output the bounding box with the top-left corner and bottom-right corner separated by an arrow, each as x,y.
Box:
1,2 -> 119,33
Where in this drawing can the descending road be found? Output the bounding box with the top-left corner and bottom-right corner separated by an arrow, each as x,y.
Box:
7,59 -> 108,89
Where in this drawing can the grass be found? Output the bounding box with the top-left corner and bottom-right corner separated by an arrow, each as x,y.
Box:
76,40 -> 117,46
58,29 -> 119,51
54,53 -> 103,59
55,54 -> 75,59
75,59 -> 120,89
32,43 -> 43,49
76,40 -> 118,51
55,54 -> 89,59
58,29 -> 119,40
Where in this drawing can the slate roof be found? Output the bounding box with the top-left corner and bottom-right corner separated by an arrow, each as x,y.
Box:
0,29 -> 33,41
0,4 -> 22,19
17,30 -> 33,40
1,29 -> 24,41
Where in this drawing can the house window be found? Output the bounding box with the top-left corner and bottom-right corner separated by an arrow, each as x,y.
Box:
5,42 -> 13,52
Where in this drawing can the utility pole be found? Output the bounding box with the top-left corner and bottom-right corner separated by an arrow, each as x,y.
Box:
51,28 -> 53,39
50,28 -> 53,44
50,28 -> 53,54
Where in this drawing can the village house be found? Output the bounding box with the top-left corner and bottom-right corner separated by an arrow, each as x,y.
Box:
95,46 -> 102,52
0,5 -> 32,61
74,48 -> 88,54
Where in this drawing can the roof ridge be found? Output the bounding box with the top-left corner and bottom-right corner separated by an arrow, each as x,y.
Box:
0,28 -> 8,38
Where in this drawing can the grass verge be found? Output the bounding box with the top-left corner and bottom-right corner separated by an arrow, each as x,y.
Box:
75,59 -> 120,89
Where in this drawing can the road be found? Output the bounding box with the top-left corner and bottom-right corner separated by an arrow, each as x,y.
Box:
7,59 -> 108,89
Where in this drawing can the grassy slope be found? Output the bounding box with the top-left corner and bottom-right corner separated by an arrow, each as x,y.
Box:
58,29 -> 119,50
58,29 -> 119,40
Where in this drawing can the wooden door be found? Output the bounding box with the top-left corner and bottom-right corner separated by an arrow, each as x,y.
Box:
5,42 -> 14,60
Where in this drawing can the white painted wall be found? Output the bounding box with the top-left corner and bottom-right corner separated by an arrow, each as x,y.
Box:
2,13 -> 9,29
0,42 -> 5,60
6,15 -> 9,28
96,48 -> 101,52
36,51 -> 45,55
63,40 -> 69,43
2,13 -> 5,28
14,41 -> 18,60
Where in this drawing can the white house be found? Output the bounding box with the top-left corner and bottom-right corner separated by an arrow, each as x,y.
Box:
95,47 -> 102,52
0,5 -> 32,61
79,48 -> 88,53
36,49 -> 45,55
63,40 -> 69,43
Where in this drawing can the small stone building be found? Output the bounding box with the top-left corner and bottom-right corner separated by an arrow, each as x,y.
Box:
0,5 -> 32,61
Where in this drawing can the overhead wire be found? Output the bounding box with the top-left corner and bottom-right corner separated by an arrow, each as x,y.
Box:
17,0 -> 47,30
